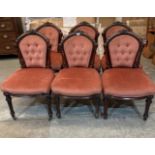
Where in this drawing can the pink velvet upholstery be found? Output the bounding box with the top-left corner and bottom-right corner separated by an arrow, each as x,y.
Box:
64,35 -> 93,67
101,55 -> 108,70
51,67 -> 101,96
74,26 -> 96,40
94,54 -> 101,69
38,26 -> 59,52
102,68 -> 155,97
109,35 -> 139,67
1,68 -> 54,95
19,35 -> 47,68
105,26 -> 128,40
50,51 -> 63,70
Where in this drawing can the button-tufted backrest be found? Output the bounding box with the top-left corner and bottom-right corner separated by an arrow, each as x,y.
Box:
38,26 -> 59,52
19,35 -> 47,68
73,26 -> 96,40
108,34 -> 140,67
63,35 -> 94,67
105,26 -> 128,41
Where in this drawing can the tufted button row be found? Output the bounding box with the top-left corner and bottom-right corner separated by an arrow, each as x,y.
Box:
24,50 -> 43,55
112,50 -> 134,55
26,43 -> 39,47
68,50 -> 88,55
116,43 -> 131,48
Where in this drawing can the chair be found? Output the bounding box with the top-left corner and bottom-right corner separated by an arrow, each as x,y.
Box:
0,31 -> 55,120
70,21 -> 100,71
101,21 -> 132,70
51,31 -> 102,118
36,22 -> 63,71
102,30 -> 155,120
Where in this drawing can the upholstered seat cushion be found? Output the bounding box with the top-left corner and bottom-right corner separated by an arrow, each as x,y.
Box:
51,67 -> 102,96
50,51 -> 63,70
102,68 -> 155,97
1,68 -> 54,95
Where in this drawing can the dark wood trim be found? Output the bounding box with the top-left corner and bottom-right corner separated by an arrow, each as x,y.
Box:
69,21 -> 99,42
61,31 -> 97,68
104,30 -> 146,69
16,30 -> 51,68
102,21 -> 132,43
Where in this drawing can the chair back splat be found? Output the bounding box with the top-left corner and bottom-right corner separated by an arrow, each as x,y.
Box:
16,30 -> 50,68
102,21 -> 132,43
104,30 -> 146,68
69,21 -> 99,42
36,22 -> 63,52
61,31 -> 97,68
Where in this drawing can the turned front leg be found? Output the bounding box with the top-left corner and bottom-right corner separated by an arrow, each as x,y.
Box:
4,93 -> 16,120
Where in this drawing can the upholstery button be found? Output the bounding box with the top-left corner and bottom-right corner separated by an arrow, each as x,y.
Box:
25,51 -> 29,54
126,58 -> 129,61
84,51 -> 87,55
76,51 -> 80,54
129,51 -> 132,54
72,57 -> 76,61
117,44 -> 120,47
126,43 -> 129,47
117,58 -> 119,61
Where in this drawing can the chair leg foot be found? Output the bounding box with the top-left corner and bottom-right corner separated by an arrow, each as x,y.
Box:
103,97 -> 108,120
47,95 -> 53,121
56,95 -> 61,119
103,114 -> 108,119
143,96 -> 153,121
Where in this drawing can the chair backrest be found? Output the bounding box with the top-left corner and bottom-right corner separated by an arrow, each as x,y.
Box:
36,22 -> 63,52
62,31 -> 97,68
104,30 -> 146,68
16,31 -> 50,68
69,21 -> 99,42
102,21 -> 132,42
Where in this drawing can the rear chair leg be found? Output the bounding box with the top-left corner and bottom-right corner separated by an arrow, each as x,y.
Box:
103,97 -> 109,119
47,95 -> 53,121
55,95 -> 61,118
143,96 -> 153,121
93,95 -> 100,118
4,93 -> 16,120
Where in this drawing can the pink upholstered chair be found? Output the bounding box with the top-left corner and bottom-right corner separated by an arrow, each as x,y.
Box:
102,30 -> 155,120
36,22 -> 63,71
51,31 -> 102,118
101,21 -> 132,70
0,31 -> 55,120
69,21 -> 100,71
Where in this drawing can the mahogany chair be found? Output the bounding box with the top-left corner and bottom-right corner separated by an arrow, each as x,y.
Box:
102,30 -> 155,120
70,21 -> 100,71
0,31 -> 55,120
101,21 -> 132,70
36,22 -> 63,71
51,31 -> 102,118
